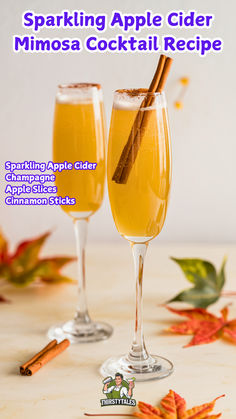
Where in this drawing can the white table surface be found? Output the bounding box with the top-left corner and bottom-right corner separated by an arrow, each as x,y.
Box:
1,243 -> 236,418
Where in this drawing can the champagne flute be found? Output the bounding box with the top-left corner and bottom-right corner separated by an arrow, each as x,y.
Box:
101,89 -> 173,380
48,83 -> 113,343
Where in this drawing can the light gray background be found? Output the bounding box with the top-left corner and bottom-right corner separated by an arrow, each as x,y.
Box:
1,0 -> 235,246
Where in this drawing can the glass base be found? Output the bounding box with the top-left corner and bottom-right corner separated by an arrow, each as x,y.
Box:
100,354 -> 173,382
124,235 -> 153,243
48,319 -> 113,343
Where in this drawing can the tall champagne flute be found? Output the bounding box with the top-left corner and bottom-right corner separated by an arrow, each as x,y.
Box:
101,89 -> 173,380
48,83 -> 113,343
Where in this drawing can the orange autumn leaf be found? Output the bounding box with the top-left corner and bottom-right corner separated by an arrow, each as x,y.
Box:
0,230 -> 76,287
134,390 -> 224,419
166,305 -> 236,347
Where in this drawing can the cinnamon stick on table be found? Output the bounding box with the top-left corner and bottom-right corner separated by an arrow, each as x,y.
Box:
20,339 -> 57,375
112,54 -> 173,185
20,339 -> 70,376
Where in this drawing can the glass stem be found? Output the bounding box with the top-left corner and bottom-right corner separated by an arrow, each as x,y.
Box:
73,218 -> 91,325
128,242 -> 149,363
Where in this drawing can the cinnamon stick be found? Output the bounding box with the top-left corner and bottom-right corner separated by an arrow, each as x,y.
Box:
112,55 -> 166,184
112,55 -> 172,184
25,339 -> 70,376
156,57 -> 173,93
20,339 -> 57,375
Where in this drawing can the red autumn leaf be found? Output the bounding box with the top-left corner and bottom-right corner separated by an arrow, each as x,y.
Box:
0,229 -> 76,286
166,305 -> 236,347
0,230 -> 8,264
0,294 -> 11,303
134,390 -> 224,419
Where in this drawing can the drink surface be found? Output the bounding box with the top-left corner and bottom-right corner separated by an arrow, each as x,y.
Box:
108,100 -> 171,241
53,99 -> 105,216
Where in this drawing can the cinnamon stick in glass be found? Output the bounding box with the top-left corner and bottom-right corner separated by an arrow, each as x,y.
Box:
112,55 -> 172,185
25,339 -> 70,376
20,339 -> 57,375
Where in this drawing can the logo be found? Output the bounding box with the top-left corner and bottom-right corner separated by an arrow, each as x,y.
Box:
100,373 -> 136,407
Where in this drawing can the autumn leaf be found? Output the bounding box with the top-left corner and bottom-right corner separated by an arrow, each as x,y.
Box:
168,257 -> 227,308
134,390 -> 224,419
0,295 -> 11,303
166,305 -> 236,347
0,229 -> 8,263
9,232 -> 50,272
0,230 -> 9,278
0,230 -> 76,287
84,391 -> 224,418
